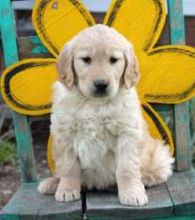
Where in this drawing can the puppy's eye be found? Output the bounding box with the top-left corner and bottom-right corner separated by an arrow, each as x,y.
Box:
81,57 -> 92,64
110,57 -> 118,64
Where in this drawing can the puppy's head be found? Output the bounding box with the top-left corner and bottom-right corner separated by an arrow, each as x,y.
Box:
57,24 -> 139,98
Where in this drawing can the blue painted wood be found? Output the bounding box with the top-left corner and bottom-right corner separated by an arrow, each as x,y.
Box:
0,0 -> 37,182
90,216 -> 195,220
167,0 -> 191,171
147,216 -> 195,220
0,214 -> 20,220
2,182 -> 81,220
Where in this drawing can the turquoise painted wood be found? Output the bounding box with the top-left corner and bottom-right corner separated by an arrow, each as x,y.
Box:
1,182 -> 81,220
0,215 -> 20,220
90,216 -> 195,220
151,216 -> 195,220
0,0 -> 37,182
167,0 -> 191,171
30,36 -> 48,55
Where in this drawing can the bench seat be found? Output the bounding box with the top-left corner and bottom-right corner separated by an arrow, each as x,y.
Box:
1,182 -> 81,220
1,171 -> 195,220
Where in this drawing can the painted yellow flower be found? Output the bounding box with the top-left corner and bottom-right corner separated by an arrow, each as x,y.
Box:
1,0 -> 195,171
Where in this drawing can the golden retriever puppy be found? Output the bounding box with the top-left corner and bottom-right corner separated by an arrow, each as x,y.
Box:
38,24 -> 174,206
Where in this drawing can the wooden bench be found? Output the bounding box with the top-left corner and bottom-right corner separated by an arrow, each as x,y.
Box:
0,0 -> 195,219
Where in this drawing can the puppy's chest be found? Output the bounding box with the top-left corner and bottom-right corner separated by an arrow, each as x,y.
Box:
73,106 -> 118,137
72,107 -> 118,168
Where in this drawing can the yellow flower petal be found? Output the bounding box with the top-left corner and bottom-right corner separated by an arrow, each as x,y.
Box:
0,59 -> 57,115
137,46 -> 195,103
105,0 -> 195,104
33,0 -> 95,57
47,135 -> 55,173
142,102 -> 174,156
104,0 -> 166,51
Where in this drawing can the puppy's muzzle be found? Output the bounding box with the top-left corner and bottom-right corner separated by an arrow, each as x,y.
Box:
93,80 -> 109,97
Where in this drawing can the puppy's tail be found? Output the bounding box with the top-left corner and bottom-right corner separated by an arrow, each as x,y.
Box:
141,137 -> 174,187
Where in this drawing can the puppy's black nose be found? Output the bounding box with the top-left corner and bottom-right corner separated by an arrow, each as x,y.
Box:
93,80 -> 109,94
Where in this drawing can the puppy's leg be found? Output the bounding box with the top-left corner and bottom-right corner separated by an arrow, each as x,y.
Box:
141,139 -> 174,187
116,135 -> 148,206
38,177 -> 59,195
54,149 -> 81,202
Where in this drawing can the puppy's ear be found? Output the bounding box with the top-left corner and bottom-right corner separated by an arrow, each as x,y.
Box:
123,45 -> 140,89
57,43 -> 74,90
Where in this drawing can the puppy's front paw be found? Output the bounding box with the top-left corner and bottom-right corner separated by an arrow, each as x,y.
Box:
55,176 -> 81,202
38,177 -> 59,195
119,184 -> 148,206
55,188 -> 80,202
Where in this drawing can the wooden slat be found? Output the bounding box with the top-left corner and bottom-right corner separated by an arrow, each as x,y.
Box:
152,104 -> 175,141
174,102 -> 191,170
11,113 -> 37,182
166,171 -> 195,216
2,182 -> 81,220
167,0 -> 191,171
18,36 -> 50,58
152,216 -> 195,220
152,104 -> 173,112
86,184 -> 174,220
0,213 -> 20,220
0,0 -> 37,182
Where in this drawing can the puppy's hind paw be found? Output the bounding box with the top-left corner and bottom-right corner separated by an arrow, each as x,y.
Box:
38,177 -> 59,195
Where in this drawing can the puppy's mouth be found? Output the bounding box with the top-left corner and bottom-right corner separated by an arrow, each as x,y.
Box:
92,90 -> 109,98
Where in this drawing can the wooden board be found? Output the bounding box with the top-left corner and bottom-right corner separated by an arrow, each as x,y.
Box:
167,0 -> 191,172
152,104 -> 175,139
0,0 -> 38,182
166,171 -> 195,216
1,173 -> 195,219
1,182 -> 81,220
152,216 -> 195,220
0,214 -> 20,220
86,184 -> 173,220
86,171 -> 195,219
18,36 -> 50,59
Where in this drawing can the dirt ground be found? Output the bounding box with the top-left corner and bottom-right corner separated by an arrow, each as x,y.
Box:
0,164 -> 20,208
0,124 -> 50,209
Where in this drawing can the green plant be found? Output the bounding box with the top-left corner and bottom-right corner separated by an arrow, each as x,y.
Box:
0,141 -> 17,165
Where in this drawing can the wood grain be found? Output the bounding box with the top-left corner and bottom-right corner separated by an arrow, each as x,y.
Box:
166,171 -> 195,216
0,0 -> 37,182
167,0 -> 191,171
1,182 -> 81,220
86,184 -> 173,220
